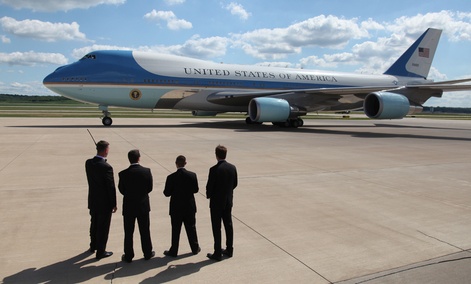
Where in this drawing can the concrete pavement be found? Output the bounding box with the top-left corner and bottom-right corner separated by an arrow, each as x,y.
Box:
1,117 -> 470,283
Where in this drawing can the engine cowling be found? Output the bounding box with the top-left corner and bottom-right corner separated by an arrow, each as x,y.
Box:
364,92 -> 418,119
249,97 -> 291,122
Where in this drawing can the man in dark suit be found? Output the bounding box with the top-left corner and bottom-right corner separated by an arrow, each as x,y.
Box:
163,155 -> 201,257
118,149 -> 155,262
206,145 -> 238,261
85,140 -> 117,260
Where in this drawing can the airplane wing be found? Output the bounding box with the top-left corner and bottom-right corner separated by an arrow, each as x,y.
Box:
206,79 -> 471,107
207,86 -> 395,106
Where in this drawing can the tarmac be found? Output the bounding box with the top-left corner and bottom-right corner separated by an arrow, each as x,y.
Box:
0,116 -> 470,284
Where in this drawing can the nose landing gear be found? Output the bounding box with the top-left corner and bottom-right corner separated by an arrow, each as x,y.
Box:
99,105 -> 113,126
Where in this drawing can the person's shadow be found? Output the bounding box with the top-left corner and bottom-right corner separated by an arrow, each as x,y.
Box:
2,251 -> 117,283
141,257 -> 213,283
110,253 -> 212,283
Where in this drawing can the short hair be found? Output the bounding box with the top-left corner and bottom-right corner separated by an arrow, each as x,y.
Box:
175,155 -> 186,167
215,145 -> 227,159
96,140 -> 109,153
128,149 -> 140,163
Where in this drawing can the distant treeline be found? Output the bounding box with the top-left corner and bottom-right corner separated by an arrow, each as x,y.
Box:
423,106 -> 471,114
0,94 -> 80,104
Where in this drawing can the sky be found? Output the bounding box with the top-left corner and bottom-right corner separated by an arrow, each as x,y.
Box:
1,0 -> 471,107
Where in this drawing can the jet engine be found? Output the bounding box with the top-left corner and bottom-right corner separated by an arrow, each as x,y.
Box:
249,97 -> 309,123
363,92 -> 422,119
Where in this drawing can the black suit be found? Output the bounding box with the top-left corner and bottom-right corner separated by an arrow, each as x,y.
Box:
206,160 -> 238,255
118,164 -> 153,260
164,168 -> 199,255
85,156 -> 117,257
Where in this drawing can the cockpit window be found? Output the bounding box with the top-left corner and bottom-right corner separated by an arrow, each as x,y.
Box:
81,54 -> 96,60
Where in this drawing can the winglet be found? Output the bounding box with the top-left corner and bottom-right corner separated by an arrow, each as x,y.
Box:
384,28 -> 442,79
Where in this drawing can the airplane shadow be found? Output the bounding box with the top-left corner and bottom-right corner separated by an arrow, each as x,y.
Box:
9,119 -> 471,142
2,251 -> 117,283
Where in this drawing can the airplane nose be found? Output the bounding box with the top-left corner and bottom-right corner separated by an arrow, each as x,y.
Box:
43,65 -> 66,86
43,72 -> 53,84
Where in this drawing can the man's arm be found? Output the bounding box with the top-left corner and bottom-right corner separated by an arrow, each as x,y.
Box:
163,175 -> 173,197
106,166 -> 117,212
206,167 -> 215,199
147,168 -> 153,193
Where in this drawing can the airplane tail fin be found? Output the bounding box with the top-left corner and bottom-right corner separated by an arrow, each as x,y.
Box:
384,28 -> 442,79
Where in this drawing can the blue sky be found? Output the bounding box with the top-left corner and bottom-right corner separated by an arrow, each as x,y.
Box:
1,0 -> 471,107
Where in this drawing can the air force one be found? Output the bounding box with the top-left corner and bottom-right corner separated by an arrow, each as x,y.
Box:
43,28 -> 471,127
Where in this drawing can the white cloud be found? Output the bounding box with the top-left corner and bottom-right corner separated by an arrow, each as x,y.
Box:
169,35 -> 228,58
0,17 -> 87,42
71,44 -> 131,59
0,80 -> 55,95
386,10 -> 471,42
293,11 -> 471,76
1,35 -> 11,43
225,2 -> 251,21
0,0 -> 125,12
164,0 -> 185,5
144,10 -> 192,30
0,51 -> 68,66
232,15 -> 369,60
72,35 -> 228,60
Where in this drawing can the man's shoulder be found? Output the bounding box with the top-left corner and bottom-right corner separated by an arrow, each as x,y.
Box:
182,169 -> 197,179
86,157 -> 110,168
118,167 -> 128,175
122,164 -> 150,173
181,168 -> 196,174
218,160 -> 236,169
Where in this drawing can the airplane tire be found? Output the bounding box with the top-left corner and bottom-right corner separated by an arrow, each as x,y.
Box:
290,119 -> 299,128
297,118 -> 304,127
102,117 -> 113,126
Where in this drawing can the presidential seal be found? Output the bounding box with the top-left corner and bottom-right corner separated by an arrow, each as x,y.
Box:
129,89 -> 142,100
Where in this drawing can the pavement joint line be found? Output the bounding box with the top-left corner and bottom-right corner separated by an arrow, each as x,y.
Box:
417,230 -> 466,252
0,134 -> 42,172
350,252 -> 471,284
231,214 -> 334,284
110,129 -> 173,174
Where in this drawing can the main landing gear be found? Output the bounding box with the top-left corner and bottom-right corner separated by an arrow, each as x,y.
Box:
272,118 -> 304,128
245,117 -> 304,128
99,105 -> 113,126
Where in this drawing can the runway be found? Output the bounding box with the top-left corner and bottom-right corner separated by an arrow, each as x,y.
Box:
1,117 -> 470,283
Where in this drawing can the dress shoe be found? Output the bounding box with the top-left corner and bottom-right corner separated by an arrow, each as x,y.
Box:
144,251 -> 155,260
192,247 -> 201,255
121,254 -> 132,263
222,248 -> 233,257
96,251 -> 113,260
88,248 -> 95,253
163,250 -> 177,257
206,252 -> 222,261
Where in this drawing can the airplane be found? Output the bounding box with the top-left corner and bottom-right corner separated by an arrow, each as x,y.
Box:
43,28 -> 471,127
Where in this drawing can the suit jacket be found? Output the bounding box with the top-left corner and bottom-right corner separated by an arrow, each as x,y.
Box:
164,168 -> 199,216
118,164 -> 153,217
206,160 -> 238,210
85,156 -> 117,213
